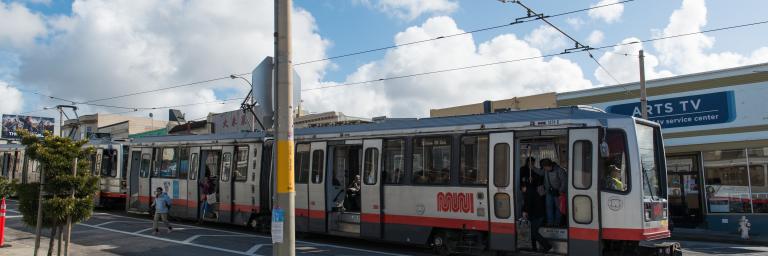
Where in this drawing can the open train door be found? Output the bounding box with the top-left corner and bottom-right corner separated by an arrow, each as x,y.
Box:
488,132 -> 516,252
568,128 -> 601,255
360,139 -> 382,239
127,150 -> 142,212
308,141 -> 327,233
137,148 -> 153,212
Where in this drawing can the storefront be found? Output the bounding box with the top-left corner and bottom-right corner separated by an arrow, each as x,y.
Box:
558,63 -> 768,231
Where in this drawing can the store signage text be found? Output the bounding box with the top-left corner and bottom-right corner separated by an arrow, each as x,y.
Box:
605,91 -> 735,128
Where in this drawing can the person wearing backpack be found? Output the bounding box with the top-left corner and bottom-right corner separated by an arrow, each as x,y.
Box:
151,187 -> 174,235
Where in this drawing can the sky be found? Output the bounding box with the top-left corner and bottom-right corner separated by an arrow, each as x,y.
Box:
0,0 -> 767,123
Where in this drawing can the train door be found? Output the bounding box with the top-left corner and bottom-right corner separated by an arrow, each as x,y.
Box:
295,144 -> 311,232
488,132 -> 516,252
308,142 -> 327,233
186,147 -> 200,219
567,128 -> 600,255
137,148 -> 153,212
360,139 -> 382,239
231,145 -> 256,225
128,150 -> 142,211
200,149 -> 222,221
218,146 -> 235,223
327,144 -> 363,235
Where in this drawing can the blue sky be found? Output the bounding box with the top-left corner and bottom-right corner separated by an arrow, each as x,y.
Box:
1,0 -> 767,119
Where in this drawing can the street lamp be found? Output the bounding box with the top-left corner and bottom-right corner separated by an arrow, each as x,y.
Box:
230,74 -> 266,131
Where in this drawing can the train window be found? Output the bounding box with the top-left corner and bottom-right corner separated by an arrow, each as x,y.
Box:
573,140 -> 593,189
602,129 -> 629,193
179,148 -> 190,179
383,139 -> 405,185
222,152 -> 232,181
121,148 -> 129,179
493,143 -> 510,187
189,153 -> 198,180
154,148 -> 178,178
494,193 -> 511,219
234,147 -> 249,181
311,150 -> 324,184
412,136 -> 451,185
460,135 -> 489,185
100,150 -> 118,177
140,153 -> 151,178
572,195 -> 592,224
295,144 -> 310,184
364,148 -> 379,185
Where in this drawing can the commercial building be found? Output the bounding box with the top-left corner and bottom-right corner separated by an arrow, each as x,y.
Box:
294,111 -> 371,128
430,63 -> 768,232
62,113 -> 168,140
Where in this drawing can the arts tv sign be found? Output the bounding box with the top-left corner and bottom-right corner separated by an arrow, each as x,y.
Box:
605,91 -> 736,128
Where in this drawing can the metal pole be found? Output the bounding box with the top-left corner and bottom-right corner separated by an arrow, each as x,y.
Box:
273,0 -> 295,255
63,158 -> 77,256
59,108 -> 63,137
33,165 -> 44,256
639,50 -> 648,119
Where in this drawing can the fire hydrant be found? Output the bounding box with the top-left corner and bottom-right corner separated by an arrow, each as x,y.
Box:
738,216 -> 751,240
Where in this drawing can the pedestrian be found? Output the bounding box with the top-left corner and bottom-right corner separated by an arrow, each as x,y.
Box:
151,187 -> 173,235
522,169 -> 552,253
540,158 -> 567,227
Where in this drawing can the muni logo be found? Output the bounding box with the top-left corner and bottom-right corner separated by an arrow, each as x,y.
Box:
436,192 -> 474,213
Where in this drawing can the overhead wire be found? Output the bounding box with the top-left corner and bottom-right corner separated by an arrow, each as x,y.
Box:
301,19 -> 768,92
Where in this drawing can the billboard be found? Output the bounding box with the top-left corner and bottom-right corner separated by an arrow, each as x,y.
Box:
2,114 -> 55,139
605,91 -> 736,128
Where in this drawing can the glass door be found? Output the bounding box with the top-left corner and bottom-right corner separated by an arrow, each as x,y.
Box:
667,154 -> 703,227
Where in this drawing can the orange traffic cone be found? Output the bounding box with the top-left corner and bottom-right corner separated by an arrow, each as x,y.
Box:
0,197 -> 6,247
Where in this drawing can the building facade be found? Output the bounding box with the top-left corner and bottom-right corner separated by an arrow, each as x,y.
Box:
62,113 -> 168,140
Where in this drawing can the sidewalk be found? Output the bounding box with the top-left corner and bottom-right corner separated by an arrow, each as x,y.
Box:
670,227 -> 768,246
1,224 -> 118,256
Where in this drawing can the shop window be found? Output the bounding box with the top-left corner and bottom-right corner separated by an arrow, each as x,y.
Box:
460,136 -> 489,185
493,143 -> 510,187
383,139 -> 405,184
311,150 -> 324,184
412,136 -> 451,185
601,130 -> 629,193
234,147 -> 249,181
573,140 -> 592,189
749,148 -> 768,213
364,148 -> 379,185
703,149 -> 751,213
294,144 -> 310,184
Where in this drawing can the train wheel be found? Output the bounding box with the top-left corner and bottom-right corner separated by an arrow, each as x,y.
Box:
432,231 -> 457,256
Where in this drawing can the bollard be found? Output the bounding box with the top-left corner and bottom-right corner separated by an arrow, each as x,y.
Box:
1,197 -> 6,247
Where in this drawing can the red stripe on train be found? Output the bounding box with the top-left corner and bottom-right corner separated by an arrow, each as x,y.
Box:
382,214 -> 489,231
101,192 -> 127,199
570,227 -> 599,241
295,208 -> 326,219
602,227 -> 670,241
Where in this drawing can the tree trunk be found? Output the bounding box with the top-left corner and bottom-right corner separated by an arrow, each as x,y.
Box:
57,225 -> 63,256
47,225 -> 56,256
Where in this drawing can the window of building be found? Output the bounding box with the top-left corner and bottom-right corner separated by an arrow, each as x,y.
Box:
295,144 -> 310,184
493,143 -> 510,187
100,149 -> 118,177
412,136 -> 451,185
573,140 -> 592,189
179,148 -> 189,179
383,139 -> 405,184
140,153 -> 151,178
221,152 -> 232,181
311,150 -> 324,184
704,149 -> 751,213
460,136 -> 489,185
364,148 -> 379,185
234,147 -> 249,181
602,130 -> 629,193
154,148 -> 178,178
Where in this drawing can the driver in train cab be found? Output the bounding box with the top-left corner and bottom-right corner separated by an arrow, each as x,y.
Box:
605,165 -> 626,191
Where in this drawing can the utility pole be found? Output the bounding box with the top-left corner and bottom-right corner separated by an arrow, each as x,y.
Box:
273,0 -> 296,255
58,107 -> 64,137
63,158 -> 77,256
639,50 -> 649,119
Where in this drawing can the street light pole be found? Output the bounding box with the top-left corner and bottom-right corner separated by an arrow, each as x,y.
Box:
639,50 -> 649,119
273,0 -> 296,255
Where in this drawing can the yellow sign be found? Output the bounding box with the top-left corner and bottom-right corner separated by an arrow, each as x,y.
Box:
276,140 -> 295,193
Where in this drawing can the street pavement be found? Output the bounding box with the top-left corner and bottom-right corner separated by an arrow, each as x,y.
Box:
1,200 -> 431,256
3,199 -> 768,255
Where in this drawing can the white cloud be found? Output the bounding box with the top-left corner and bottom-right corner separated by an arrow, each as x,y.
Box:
594,38 -> 673,86
653,0 -> 768,74
565,17 -> 584,30
524,25 -> 567,52
0,81 -> 23,114
14,0 -> 331,121
20,0 -> 52,5
588,0 -> 624,24
0,2 -> 47,49
302,16 -> 593,117
356,0 -> 458,20
586,30 -> 604,45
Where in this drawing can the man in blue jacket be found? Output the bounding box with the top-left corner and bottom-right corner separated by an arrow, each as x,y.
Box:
151,187 -> 174,235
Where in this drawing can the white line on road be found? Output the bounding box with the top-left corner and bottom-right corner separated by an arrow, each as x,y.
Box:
245,244 -> 264,255
94,221 -> 149,227
78,223 -> 261,256
184,234 -> 254,243
134,227 -> 153,234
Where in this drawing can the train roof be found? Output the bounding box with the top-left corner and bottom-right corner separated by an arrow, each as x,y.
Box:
130,131 -> 267,144
295,106 -> 631,137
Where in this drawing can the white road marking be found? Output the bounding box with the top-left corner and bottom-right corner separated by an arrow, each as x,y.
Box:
134,227 -> 153,234
94,221 -> 148,227
245,244 -> 264,255
78,223 -> 261,256
184,234 -> 254,243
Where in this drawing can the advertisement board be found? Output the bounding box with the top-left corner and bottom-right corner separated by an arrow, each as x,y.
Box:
211,110 -> 255,134
605,91 -> 736,128
1,114 -> 55,139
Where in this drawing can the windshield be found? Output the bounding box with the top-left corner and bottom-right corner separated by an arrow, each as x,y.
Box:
636,124 -> 663,199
